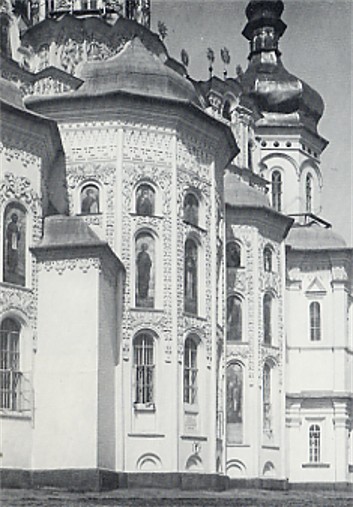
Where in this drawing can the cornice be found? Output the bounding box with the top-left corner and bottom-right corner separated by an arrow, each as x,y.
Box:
226,204 -> 293,242
25,91 -> 238,160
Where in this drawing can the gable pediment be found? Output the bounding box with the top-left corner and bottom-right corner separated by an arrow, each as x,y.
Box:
305,276 -> 327,296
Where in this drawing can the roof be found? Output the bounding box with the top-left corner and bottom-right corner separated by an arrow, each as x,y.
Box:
34,215 -> 104,249
0,77 -> 25,110
75,38 -> 199,105
224,170 -> 270,208
286,222 -> 347,250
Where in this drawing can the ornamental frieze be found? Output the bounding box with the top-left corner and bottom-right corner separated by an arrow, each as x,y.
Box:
37,257 -> 101,275
61,125 -> 120,162
0,144 -> 40,170
0,286 -> 36,321
0,172 -> 42,219
123,128 -> 173,164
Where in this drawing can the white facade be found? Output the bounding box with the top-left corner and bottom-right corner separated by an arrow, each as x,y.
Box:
0,0 -> 352,491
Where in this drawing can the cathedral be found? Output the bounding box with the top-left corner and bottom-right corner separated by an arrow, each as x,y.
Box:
0,0 -> 352,491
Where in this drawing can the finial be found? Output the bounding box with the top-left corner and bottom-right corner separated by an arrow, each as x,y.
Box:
242,0 -> 287,58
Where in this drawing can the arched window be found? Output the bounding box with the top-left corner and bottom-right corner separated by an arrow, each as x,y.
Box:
80,183 -> 99,214
183,193 -> 199,226
226,363 -> 243,444
0,318 -> 21,411
222,100 -> 231,121
226,242 -> 241,268
306,174 -> 313,213
263,246 -> 273,272
263,363 -> 272,434
183,336 -> 198,405
184,238 -> 198,314
135,232 -> 155,308
3,202 -> 26,286
309,424 -> 321,463
136,183 -> 155,216
227,296 -> 242,342
309,302 -> 321,341
271,171 -> 282,212
133,332 -> 154,405
263,293 -> 272,345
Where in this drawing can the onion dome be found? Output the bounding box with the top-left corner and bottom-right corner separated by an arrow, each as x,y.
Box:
76,37 -> 199,104
224,171 -> 270,208
240,0 -> 325,134
287,222 -> 347,250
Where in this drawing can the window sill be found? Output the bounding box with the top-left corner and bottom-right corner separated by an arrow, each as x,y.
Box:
302,463 -> 330,469
183,220 -> 206,232
0,282 -> 32,292
134,403 -> 155,412
0,410 -> 31,420
77,212 -> 102,216
183,312 -> 207,321
130,212 -> 163,219
184,404 -> 199,415
131,307 -> 164,314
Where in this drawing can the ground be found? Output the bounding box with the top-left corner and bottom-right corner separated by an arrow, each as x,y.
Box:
1,488 -> 353,507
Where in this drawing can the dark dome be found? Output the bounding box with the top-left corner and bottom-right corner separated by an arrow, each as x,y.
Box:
225,171 -> 270,208
76,37 -> 199,105
287,222 -> 347,250
240,59 -> 324,134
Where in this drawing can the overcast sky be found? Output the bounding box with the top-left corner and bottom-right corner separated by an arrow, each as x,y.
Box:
152,0 -> 353,246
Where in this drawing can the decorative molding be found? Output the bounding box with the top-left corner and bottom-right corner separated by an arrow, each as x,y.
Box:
37,257 -> 101,275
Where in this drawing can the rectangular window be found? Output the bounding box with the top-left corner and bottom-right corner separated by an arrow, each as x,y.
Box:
309,424 -> 321,463
184,338 -> 198,404
0,322 -> 21,411
310,302 -> 321,341
134,334 -> 154,405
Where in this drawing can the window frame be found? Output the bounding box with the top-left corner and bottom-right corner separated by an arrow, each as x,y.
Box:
133,332 -> 155,408
271,170 -> 282,212
184,237 -> 198,315
309,424 -> 321,463
183,336 -> 198,406
309,301 -> 321,341
0,318 -> 21,412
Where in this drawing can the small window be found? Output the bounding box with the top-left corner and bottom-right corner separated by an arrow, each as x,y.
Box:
263,246 -> 273,272
263,293 -> 272,345
3,202 -> 26,287
227,296 -> 242,342
80,184 -> 99,214
309,424 -> 321,463
133,333 -> 154,405
184,193 -> 199,226
309,302 -> 321,341
271,171 -> 282,212
184,336 -> 198,405
136,183 -> 155,216
0,318 -> 21,411
226,242 -> 241,268
184,238 -> 198,314
306,174 -> 313,213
